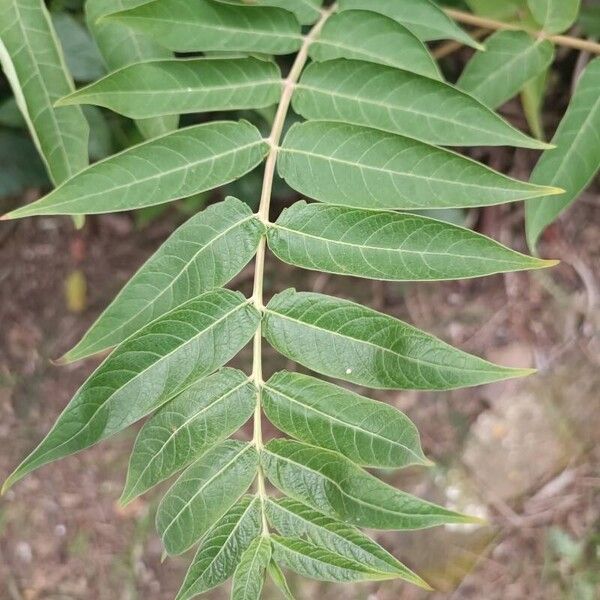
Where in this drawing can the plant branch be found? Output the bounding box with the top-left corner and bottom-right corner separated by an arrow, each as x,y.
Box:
250,3 -> 337,534
444,8 -> 600,55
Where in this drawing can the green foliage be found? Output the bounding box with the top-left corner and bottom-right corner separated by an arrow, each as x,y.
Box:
527,0 -> 581,34
4,0 -> 593,597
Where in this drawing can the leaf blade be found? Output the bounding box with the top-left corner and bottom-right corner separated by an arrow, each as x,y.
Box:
293,59 -> 550,149
64,197 -> 264,362
157,440 -> 259,555
3,289 -> 260,492
528,0 -> 581,34
278,121 -> 560,210
231,535 -> 272,600
263,289 -> 531,391
3,121 -> 269,218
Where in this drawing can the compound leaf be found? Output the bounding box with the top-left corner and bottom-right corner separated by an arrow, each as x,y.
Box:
58,57 -> 282,119
278,121 -> 559,210
0,0 -> 89,185
64,197 -> 264,362
107,0 -> 302,55
262,371 -> 428,468
3,121 -> 268,218
293,59 -> 549,149
266,498 -> 429,587
157,440 -> 259,555
528,0 -> 581,34
231,535 -> 272,600
267,202 -> 555,281
338,0 -> 482,49
526,58 -> 600,250
3,289 -> 260,492
457,30 -> 554,109
309,10 -> 441,79
121,368 -> 256,505
263,290 -> 530,390
263,440 -> 476,530
176,496 -> 262,600
86,0 -> 177,139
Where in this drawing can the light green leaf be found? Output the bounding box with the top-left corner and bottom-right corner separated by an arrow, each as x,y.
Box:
267,560 -> 295,600
58,57 -> 282,119
528,0 -> 580,34
266,498 -> 429,588
270,536 -> 396,582
107,0 -> 302,55
121,368 -> 256,505
580,5 -> 600,37
263,440 -> 477,530
231,535 -> 272,600
176,496 -> 262,600
175,496 -> 262,600
338,0 -> 483,49
294,59 -> 550,149
157,440 -> 259,555
466,0 -> 526,20
268,202 -> 555,282
457,31 -> 554,109
3,121 -> 268,219
278,121 -> 560,210
309,10 -> 441,79
216,0 -> 323,25
521,69 -> 549,141
64,198 -> 264,362
526,58 -> 600,250
263,289 -> 531,390
262,371 -> 428,468
51,12 -> 105,82
0,0 -> 89,185
86,0 -> 177,139
3,289 -> 260,492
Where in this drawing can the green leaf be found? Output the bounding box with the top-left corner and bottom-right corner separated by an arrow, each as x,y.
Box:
466,0 -> 526,20
231,535 -> 272,600
263,289 -> 531,390
58,57 -> 282,119
270,535 -> 396,582
3,121 -> 269,219
3,289 -> 260,492
278,121 -> 560,211
157,440 -> 259,555
263,440 -> 477,530
267,202 -> 555,282
0,0 -> 89,185
217,0 -> 323,25
294,59 -> 550,149
86,0 -> 177,139
121,368 -> 256,505
262,371 -> 428,468
51,12 -> 105,82
521,69 -> 549,141
338,0 -> 483,49
64,198 -> 264,362
580,5 -> 600,37
266,498 -> 429,588
526,58 -> 600,250
107,0 -> 303,55
267,560 -> 295,600
176,496 -> 262,600
0,130 -> 49,197
309,10 -> 442,80
528,0 -> 580,34
457,31 -> 554,109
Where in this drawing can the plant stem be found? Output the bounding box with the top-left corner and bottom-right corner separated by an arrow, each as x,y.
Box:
445,8 -> 600,55
250,3 -> 337,534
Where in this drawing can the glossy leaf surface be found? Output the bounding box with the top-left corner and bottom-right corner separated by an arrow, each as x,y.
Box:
278,121 -> 559,210
262,371 -> 427,468
65,198 -> 264,362
268,202 -> 554,281
264,290 -> 529,390
58,57 -> 282,118
4,121 -> 268,218
122,368 -> 256,504
3,289 -> 260,491
294,59 -> 548,149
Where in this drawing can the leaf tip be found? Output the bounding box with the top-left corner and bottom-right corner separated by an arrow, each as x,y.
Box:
538,258 -> 560,269
548,187 -> 566,196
